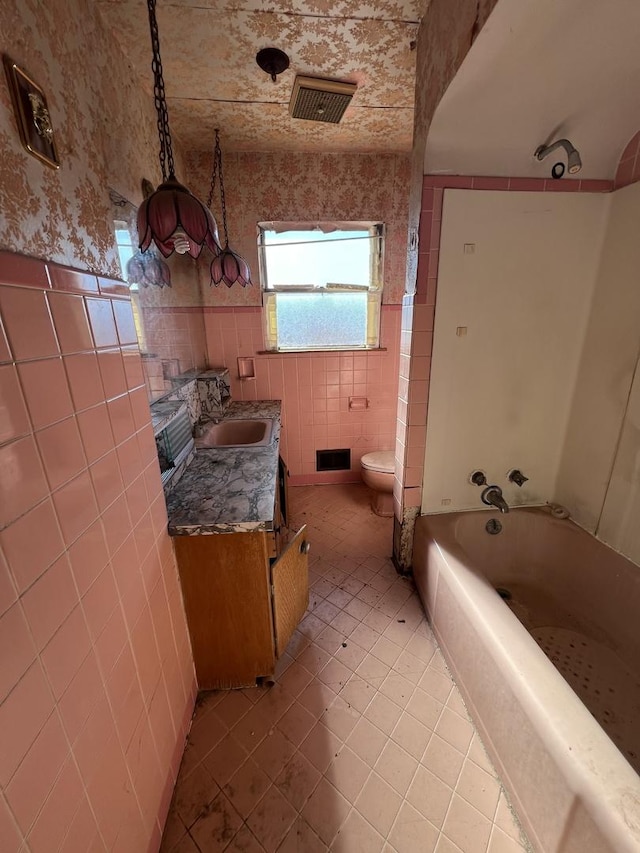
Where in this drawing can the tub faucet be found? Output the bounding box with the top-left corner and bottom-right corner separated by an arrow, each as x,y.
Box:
481,485 -> 510,514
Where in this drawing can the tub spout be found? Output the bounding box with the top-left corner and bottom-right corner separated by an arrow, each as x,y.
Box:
481,485 -> 510,514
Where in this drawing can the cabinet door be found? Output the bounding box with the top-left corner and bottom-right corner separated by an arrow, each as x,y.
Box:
174,532 -> 275,689
271,526 -> 310,658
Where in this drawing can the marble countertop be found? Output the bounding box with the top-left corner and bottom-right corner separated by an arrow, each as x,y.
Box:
166,400 -> 282,535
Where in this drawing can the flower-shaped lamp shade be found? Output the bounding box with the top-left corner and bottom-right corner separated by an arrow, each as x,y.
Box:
138,176 -> 221,259
210,247 -> 252,287
126,249 -> 172,288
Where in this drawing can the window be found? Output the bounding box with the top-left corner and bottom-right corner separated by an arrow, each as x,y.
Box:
114,220 -> 146,350
114,221 -> 136,277
259,221 -> 384,351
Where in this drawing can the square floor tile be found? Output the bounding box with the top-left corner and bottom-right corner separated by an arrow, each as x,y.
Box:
355,772 -> 402,837
159,485 -> 530,853
302,778 -> 351,846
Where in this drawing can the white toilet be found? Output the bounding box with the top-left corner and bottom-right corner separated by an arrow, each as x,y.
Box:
360,450 -> 395,517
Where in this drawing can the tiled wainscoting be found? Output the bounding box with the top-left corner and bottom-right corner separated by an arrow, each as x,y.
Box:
0,253 -> 196,852
203,306 -> 402,484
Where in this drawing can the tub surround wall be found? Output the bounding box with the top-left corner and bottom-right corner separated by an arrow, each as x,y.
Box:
410,151 -> 640,567
556,181 -> 640,535
0,253 -> 196,851
422,189 -> 609,514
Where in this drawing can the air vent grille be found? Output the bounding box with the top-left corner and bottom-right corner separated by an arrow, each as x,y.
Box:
316,448 -> 351,471
289,76 -> 356,124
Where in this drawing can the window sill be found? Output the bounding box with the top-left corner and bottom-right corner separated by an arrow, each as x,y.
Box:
256,347 -> 388,356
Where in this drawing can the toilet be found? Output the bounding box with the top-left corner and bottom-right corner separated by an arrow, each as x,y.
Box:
360,450 -> 395,517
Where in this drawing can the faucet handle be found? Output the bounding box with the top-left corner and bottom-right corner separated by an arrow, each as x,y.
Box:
470,470 -> 487,486
508,469 -> 528,487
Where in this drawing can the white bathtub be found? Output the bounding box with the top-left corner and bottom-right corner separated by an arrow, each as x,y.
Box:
413,508 -> 640,853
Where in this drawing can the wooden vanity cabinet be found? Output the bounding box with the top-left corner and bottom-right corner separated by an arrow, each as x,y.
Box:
173,523 -> 309,690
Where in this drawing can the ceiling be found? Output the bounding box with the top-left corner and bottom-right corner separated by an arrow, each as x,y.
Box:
97,0 -> 423,154
425,0 -> 640,179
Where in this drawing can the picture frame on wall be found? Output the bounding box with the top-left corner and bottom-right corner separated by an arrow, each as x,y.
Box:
3,55 -> 60,170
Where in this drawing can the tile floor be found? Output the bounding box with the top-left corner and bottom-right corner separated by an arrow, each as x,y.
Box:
160,484 -> 531,852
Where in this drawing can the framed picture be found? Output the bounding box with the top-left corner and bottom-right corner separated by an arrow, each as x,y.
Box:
3,56 -> 60,169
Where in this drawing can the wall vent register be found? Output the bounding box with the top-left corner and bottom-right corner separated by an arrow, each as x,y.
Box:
316,448 -> 351,471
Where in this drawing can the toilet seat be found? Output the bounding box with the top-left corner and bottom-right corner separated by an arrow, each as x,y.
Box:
361,450 -> 395,474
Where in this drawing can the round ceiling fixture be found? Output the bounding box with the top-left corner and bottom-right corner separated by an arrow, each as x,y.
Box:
256,47 -> 290,83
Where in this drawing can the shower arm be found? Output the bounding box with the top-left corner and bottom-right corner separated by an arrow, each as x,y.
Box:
535,139 -> 575,161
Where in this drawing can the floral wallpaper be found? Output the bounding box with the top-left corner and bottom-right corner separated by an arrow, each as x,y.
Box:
0,0 -> 184,275
406,0 -> 501,285
97,0 -> 420,154
187,149 -> 411,306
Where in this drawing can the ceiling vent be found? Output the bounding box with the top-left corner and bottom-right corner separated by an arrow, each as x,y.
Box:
289,76 -> 356,124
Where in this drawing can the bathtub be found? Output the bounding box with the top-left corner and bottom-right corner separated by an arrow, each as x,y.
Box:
413,508 -> 640,853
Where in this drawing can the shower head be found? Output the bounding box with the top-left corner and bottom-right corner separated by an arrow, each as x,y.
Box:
535,139 -> 582,177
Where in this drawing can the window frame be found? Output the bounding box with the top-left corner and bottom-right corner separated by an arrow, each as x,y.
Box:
258,220 -> 385,353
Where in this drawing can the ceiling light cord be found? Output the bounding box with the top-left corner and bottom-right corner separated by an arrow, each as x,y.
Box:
148,0 -> 175,180
207,129 -> 229,248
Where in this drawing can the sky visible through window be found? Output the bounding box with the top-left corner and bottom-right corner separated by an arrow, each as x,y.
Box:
115,228 -> 135,283
263,229 -> 371,288
262,229 -> 374,349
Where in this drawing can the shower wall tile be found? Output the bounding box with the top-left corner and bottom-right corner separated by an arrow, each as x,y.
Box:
0,253 -> 196,852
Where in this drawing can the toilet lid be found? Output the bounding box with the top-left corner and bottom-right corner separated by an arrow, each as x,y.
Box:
361,450 -> 395,474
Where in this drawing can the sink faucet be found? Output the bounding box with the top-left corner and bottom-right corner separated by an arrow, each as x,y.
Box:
481,485 -> 510,514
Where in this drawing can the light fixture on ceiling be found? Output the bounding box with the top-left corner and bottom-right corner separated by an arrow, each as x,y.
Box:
289,76 -> 356,124
207,129 -> 251,288
137,0 -> 221,259
534,138 -> 582,179
256,47 -> 290,83
126,249 -> 172,288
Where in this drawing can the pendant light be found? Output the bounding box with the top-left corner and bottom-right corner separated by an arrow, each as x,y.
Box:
207,129 -> 252,287
137,0 -> 220,259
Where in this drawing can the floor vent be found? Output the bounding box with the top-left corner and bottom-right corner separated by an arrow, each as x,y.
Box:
316,448 -> 351,471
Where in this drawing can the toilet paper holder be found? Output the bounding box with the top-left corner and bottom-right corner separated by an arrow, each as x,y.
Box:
349,396 -> 369,411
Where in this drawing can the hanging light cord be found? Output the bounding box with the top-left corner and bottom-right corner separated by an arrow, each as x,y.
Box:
207,129 -> 229,248
147,0 -> 175,181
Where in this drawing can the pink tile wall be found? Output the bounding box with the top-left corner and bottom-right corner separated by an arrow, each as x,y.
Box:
395,174 -> 615,520
0,253 -> 196,852
615,131 -> 640,189
140,307 -> 208,397
203,306 -> 401,484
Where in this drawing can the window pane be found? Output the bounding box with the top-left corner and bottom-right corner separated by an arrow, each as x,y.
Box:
276,292 -> 367,349
264,230 -> 371,288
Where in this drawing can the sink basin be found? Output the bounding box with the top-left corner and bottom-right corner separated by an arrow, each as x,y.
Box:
195,418 -> 274,449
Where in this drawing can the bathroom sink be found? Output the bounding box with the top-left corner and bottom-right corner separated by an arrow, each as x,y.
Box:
195,418 -> 274,449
